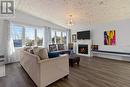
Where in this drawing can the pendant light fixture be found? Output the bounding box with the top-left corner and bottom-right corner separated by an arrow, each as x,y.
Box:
68,15 -> 74,26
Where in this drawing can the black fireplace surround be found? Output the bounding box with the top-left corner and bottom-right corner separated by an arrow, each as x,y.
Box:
78,44 -> 88,54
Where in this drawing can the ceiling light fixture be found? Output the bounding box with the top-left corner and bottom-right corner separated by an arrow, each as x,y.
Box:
68,15 -> 74,26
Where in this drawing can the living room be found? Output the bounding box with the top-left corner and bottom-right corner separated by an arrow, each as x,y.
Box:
1,0 -> 130,87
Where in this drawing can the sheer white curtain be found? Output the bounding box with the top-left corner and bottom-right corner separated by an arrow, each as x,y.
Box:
7,24 -> 16,63
7,36 -> 15,63
7,24 -> 20,63
36,28 -> 45,47
44,26 -> 51,48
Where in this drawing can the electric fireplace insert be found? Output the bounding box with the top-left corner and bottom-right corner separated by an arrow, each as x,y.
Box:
78,44 -> 88,54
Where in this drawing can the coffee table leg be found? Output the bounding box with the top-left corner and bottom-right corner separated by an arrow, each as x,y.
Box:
71,63 -> 74,67
77,61 -> 79,66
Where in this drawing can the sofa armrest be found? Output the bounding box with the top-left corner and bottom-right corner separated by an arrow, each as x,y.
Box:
39,54 -> 69,87
20,51 -> 41,87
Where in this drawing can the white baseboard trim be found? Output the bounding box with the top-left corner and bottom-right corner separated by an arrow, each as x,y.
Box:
94,53 -> 130,62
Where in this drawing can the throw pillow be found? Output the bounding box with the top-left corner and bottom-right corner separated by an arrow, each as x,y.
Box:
33,47 -> 48,60
57,44 -> 64,50
49,44 -> 57,52
48,52 -> 60,58
23,47 -> 31,52
33,47 -> 40,55
38,48 -> 48,60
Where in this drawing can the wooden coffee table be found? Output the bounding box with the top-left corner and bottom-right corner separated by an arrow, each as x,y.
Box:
69,54 -> 80,67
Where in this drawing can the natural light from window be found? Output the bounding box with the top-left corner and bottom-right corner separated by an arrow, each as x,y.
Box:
25,27 -> 35,46
11,23 -> 68,48
37,28 -> 44,46
11,25 -> 23,47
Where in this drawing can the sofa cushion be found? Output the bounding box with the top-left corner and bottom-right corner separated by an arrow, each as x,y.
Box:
39,48 -> 48,60
48,52 -> 60,58
57,44 -> 64,50
23,47 -> 31,52
33,46 -> 38,50
33,47 -> 39,55
29,49 -> 34,54
33,47 -> 48,60
49,44 -> 57,52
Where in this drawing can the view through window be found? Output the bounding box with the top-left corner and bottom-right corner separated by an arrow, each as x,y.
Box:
51,30 -> 56,44
11,24 -> 45,47
51,30 -> 67,44
11,24 -> 68,47
62,32 -> 67,44
37,29 -> 44,46
11,25 -> 23,47
25,27 -> 35,46
56,31 -> 62,44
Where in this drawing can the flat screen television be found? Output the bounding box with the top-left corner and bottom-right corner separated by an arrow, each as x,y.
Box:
77,30 -> 90,40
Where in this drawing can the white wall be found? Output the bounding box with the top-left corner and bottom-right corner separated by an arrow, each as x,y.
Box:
71,19 -> 130,60
92,19 -> 130,53
9,10 -> 68,31
0,21 -> 5,55
71,19 -> 130,53
0,21 -> 9,57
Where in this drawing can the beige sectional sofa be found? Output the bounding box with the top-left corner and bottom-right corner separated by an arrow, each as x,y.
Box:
20,48 -> 69,87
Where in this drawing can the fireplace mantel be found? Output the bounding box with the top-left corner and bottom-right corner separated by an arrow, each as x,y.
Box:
76,40 -> 92,57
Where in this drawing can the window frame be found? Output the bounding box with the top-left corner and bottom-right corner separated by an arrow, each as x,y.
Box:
10,24 -> 24,48
51,30 -> 68,44
36,28 -> 45,46
51,30 -> 56,44
56,31 -> 62,44
11,23 -> 45,48
11,23 -> 68,48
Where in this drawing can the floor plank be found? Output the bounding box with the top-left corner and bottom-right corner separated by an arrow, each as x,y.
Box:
0,56 -> 130,87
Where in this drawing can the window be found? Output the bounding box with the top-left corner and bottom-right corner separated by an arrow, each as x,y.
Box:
51,30 -> 68,44
62,32 -> 67,44
56,31 -> 62,44
11,23 -> 46,47
11,23 -> 67,48
36,29 -> 44,46
25,27 -> 35,46
11,25 -> 23,47
51,30 -> 56,44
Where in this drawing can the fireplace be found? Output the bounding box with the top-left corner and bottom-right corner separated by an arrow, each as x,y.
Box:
78,44 -> 88,54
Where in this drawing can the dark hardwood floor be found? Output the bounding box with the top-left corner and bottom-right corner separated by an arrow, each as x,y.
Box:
1,56 -> 130,87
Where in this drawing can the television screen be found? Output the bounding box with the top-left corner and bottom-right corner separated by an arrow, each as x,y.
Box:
77,30 -> 90,40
